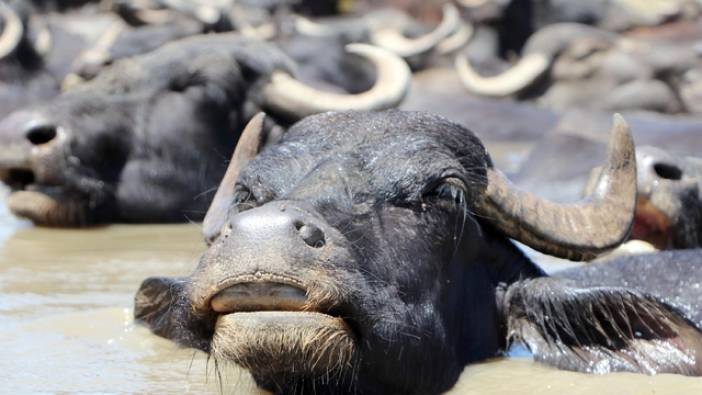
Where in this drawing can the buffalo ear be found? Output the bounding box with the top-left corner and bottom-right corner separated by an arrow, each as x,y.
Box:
501,278 -> 702,375
202,113 -> 265,244
134,276 -> 211,351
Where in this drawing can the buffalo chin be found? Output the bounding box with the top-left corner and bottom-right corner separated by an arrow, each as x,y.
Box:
211,311 -> 356,381
7,189 -> 87,226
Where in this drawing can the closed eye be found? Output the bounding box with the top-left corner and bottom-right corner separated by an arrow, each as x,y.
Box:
422,177 -> 467,207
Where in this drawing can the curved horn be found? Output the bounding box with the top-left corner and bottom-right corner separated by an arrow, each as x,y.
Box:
0,2 -> 23,59
369,4 -> 460,58
455,53 -> 550,97
476,114 -> 636,261
203,113 -> 265,243
456,23 -> 614,97
261,44 -> 411,120
437,22 -> 473,56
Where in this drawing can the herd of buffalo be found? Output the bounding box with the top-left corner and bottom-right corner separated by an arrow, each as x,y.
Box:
3,0 -> 702,394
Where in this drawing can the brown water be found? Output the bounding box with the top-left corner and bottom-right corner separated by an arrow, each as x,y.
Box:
1,199 -> 702,393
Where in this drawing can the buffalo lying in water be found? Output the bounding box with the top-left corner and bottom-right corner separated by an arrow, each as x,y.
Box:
584,146 -> 702,250
456,21 -> 702,114
631,147 -> 702,249
135,111 -> 702,394
0,33 -> 409,226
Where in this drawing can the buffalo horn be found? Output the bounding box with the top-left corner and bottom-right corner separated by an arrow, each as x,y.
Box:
0,2 -> 23,59
455,53 -> 550,97
455,23 -> 616,97
203,113 -> 265,243
476,114 -> 636,261
261,44 -> 411,120
369,4 -> 461,58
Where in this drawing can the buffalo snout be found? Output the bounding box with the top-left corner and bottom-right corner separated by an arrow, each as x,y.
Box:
222,202 -> 328,250
634,146 -> 702,249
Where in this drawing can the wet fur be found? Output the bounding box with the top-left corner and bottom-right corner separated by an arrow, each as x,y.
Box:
211,314 -> 358,394
503,278 -> 702,375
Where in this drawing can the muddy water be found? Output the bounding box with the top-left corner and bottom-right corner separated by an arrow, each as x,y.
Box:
1,192 -> 702,393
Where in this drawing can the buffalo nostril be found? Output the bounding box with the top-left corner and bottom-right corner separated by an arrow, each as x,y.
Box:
653,162 -> 683,181
6,168 -> 35,188
296,222 -> 326,248
25,125 -> 58,145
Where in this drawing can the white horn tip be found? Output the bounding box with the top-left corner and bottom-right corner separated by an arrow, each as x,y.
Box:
442,3 -> 460,20
612,113 -> 628,130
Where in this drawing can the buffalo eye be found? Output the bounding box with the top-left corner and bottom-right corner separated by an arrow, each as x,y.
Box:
421,178 -> 467,210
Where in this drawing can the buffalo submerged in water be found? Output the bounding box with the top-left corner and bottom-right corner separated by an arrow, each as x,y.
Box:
135,110 -> 702,395
0,33 -> 410,226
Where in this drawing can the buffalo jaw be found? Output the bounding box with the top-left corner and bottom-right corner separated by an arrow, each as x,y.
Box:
135,275 -> 360,390
212,311 -> 355,381
7,189 -> 87,226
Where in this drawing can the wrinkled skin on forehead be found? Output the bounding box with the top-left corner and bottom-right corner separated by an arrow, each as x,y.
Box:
136,111 -> 702,395
0,34 -> 295,225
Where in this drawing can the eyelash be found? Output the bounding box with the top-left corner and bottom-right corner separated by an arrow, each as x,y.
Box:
421,179 -> 467,208
232,186 -> 257,212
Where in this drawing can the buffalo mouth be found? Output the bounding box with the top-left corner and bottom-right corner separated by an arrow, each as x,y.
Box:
631,196 -> 671,250
0,167 -> 86,226
208,279 -> 357,379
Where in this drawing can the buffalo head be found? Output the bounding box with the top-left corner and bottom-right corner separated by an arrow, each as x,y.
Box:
0,33 -> 410,226
134,111 -> 702,394
586,145 -> 702,250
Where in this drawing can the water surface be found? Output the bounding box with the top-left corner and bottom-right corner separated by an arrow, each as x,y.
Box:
1,212 -> 701,393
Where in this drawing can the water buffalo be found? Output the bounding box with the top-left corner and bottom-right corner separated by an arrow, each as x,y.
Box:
0,34 -> 410,226
557,248 -> 702,325
457,0 -> 701,56
293,4 -> 466,69
0,0 -> 149,118
0,0 -> 57,118
456,22 -> 702,114
66,17 -> 203,83
66,0 -> 290,85
134,110 -> 702,395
